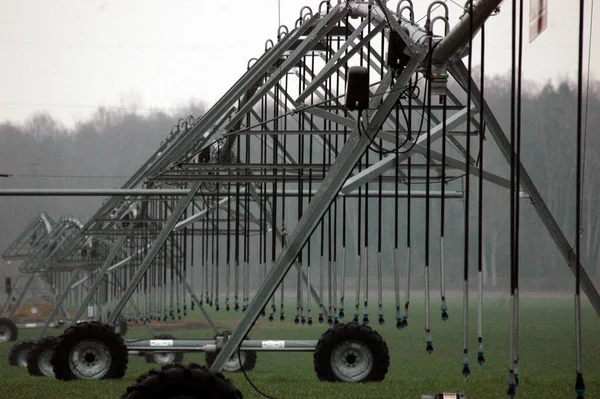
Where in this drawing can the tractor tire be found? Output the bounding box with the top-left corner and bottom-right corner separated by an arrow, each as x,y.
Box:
121,363 -> 243,399
8,340 -> 35,367
144,334 -> 184,364
27,337 -> 58,377
313,323 -> 389,382
0,317 -> 18,342
205,331 -> 257,372
50,321 -> 128,380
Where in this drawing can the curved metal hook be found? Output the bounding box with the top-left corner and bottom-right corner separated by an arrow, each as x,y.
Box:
398,6 -> 414,23
396,0 -> 414,17
295,17 -> 304,28
248,58 -> 258,70
265,39 -> 274,52
430,16 -> 450,36
426,1 -> 449,22
170,125 -> 179,135
178,118 -> 187,132
278,25 -> 289,41
299,6 -> 313,20
319,0 -> 331,14
187,115 -> 195,128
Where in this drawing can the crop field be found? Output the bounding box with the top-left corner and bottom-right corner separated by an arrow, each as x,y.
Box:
1,295 -> 599,399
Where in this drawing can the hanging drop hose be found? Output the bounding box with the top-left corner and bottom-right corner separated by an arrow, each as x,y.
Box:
424,24 -> 434,355
575,0 -> 586,398
477,24 -> 486,367
377,114 -> 384,326
402,95 -> 413,330
461,0 -> 474,378
440,77 -> 449,322
279,78 -> 289,323
507,0 -> 520,395
394,95 -> 402,330
225,185 -> 232,312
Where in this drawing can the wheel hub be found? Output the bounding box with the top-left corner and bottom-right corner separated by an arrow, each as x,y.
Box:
330,340 -> 374,382
69,339 -> 111,380
153,352 -> 176,364
0,326 -> 9,342
224,351 -> 246,372
38,348 -> 55,377
16,348 -> 29,367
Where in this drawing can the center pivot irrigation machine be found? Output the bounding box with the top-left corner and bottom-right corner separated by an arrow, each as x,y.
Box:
2,0 -> 598,398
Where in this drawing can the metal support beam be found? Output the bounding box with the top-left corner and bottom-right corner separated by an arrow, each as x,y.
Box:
107,182 -> 203,324
7,273 -> 37,318
210,52 -> 427,372
39,270 -> 81,338
449,58 -> 600,316
341,106 -> 475,193
70,236 -> 128,323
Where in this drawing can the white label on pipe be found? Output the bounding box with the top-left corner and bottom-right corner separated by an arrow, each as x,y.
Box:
25,323 -> 37,328
150,339 -> 174,347
261,340 -> 285,349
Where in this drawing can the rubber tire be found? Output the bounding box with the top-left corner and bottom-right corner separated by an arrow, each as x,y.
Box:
115,319 -> 128,337
27,337 -> 58,377
121,363 -> 243,399
50,321 -> 128,381
144,334 -> 184,364
205,331 -> 257,372
313,323 -> 389,382
0,317 -> 18,342
8,340 -> 35,367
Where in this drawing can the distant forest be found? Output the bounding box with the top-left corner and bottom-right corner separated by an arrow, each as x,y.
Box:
1,74 -> 599,293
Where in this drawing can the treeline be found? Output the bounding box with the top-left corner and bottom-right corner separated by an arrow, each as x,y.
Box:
0,76 -> 599,291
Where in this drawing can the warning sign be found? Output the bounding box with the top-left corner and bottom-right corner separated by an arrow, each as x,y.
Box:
530,0 -> 548,43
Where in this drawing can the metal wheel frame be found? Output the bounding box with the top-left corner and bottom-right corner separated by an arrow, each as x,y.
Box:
223,351 -> 247,372
152,352 -> 176,364
0,324 -> 11,342
329,340 -> 374,382
68,338 -> 112,380
15,347 -> 29,367
38,347 -> 55,377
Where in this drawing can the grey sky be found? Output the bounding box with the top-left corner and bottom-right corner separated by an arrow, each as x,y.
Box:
0,0 -> 597,128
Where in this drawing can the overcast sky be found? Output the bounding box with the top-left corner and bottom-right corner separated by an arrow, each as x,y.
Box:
0,0 -> 597,128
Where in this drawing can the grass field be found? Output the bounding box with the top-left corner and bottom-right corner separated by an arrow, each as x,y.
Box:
1,295 -> 599,399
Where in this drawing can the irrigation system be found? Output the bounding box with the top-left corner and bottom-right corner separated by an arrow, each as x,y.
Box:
0,0 -> 595,398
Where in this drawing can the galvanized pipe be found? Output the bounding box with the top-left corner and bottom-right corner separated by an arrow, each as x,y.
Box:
432,0 -> 504,64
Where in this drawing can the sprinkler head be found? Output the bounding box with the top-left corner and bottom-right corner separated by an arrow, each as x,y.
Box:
327,317 -> 333,326
280,313 -> 285,322
378,316 -> 385,325
352,315 -> 359,325
268,315 -> 274,322
362,314 -> 370,325
308,318 -> 313,327
477,352 -> 485,365
301,317 -> 306,325
426,341 -> 434,354
294,316 -> 300,325
234,304 -> 239,311
318,314 -> 324,324
441,311 -> 449,321
462,365 -> 470,377
339,309 -> 345,319
226,305 -> 230,311
333,318 -> 340,326
506,386 -> 516,398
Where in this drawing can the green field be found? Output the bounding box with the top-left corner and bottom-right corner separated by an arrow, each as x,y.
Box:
1,296 -> 599,399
